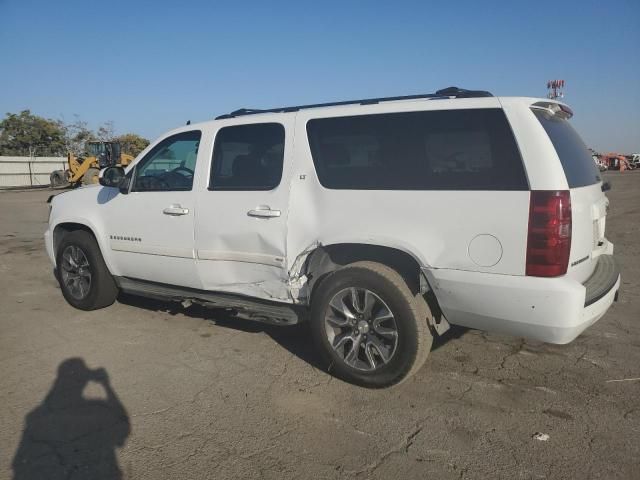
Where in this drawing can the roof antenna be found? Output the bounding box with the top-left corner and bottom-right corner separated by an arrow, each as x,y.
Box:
186,120 -> 191,125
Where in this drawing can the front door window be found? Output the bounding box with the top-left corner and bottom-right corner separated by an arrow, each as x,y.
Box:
132,131 -> 201,192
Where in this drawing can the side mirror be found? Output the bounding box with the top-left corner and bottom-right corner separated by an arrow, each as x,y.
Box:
99,166 -> 128,193
601,180 -> 611,192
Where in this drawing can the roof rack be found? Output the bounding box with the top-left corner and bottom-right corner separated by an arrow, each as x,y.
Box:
215,86 -> 493,119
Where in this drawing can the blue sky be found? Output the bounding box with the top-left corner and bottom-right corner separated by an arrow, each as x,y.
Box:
1,0 -> 638,152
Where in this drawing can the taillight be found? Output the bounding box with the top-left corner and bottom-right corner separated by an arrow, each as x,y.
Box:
526,190 -> 572,277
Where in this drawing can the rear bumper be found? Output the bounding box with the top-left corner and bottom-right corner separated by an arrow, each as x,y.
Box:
423,255 -> 620,344
584,255 -> 619,306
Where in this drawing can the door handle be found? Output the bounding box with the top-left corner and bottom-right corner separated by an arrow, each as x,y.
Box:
248,206 -> 281,218
163,205 -> 189,216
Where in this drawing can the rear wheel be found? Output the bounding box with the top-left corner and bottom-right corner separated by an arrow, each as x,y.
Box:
56,230 -> 118,310
310,261 -> 432,388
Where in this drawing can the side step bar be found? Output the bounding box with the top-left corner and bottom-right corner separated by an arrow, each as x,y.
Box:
115,277 -> 302,325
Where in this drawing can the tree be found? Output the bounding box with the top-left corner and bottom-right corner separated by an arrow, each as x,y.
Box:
0,110 -> 67,156
116,133 -> 150,157
63,115 -> 95,156
0,110 -> 150,159
96,121 -> 116,142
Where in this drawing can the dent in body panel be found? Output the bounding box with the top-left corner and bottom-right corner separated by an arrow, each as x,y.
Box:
285,241 -> 321,302
194,228 -> 292,301
207,231 -> 286,266
200,278 -> 292,302
193,241 -> 320,304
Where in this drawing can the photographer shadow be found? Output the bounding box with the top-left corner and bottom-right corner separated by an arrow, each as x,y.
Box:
12,358 -> 130,480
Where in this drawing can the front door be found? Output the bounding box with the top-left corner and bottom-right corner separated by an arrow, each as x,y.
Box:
104,130 -> 202,288
194,120 -> 293,302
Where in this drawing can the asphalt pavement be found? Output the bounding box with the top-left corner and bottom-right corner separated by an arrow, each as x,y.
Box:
1,172 -> 639,479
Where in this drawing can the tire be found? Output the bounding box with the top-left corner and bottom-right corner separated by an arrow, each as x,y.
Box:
56,230 -> 118,310
310,261 -> 433,388
50,170 -> 69,188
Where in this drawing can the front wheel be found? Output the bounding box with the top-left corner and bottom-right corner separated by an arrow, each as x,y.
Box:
56,230 -> 118,310
310,261 -> 433,388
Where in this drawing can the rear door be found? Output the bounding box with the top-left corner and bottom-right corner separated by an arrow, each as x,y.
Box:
194,119 -> 294,302
532,109 -> 609,282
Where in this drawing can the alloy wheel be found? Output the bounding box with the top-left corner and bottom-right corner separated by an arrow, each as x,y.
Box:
324,287 -> 399,371
60,245 -> 92,300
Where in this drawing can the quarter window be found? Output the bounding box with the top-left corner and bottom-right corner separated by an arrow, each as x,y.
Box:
209,123 -> 285,191
132,131 -> 201,192
533,110 -> 601,188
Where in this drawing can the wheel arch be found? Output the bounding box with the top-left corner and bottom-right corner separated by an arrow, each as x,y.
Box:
53,222 -> 95,252
52,221 -> 116,275
302,243 -> 425,297
298,242 -> 447,333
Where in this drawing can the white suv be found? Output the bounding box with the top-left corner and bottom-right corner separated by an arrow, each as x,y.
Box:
45,87 -> 620,387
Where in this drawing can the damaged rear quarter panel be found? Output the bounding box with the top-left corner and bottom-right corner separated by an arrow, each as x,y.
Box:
285,103 -> 530,294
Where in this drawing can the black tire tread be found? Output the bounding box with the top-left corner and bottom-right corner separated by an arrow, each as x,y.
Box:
311,261 -> 433,387
56,230 -> 118,310
353,261 -> 433,386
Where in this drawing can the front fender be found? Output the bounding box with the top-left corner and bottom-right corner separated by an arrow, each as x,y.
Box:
49,186 -> 119,276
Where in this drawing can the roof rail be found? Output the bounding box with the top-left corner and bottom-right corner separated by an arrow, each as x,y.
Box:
215,86 -> 493,119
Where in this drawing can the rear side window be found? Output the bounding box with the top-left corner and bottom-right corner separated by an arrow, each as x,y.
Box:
306,109 -> 527,190
209,123 -> 284,191
533,110 -> 601,188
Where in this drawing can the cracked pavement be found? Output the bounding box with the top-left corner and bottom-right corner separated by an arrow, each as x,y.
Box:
1,171 -> 639,479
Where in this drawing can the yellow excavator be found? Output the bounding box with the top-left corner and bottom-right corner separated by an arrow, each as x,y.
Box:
50,141 -> 134,188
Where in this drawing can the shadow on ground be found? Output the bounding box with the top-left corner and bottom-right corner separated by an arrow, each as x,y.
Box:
117,293 -> 326,370
431,324 -> 470,351
12,358 -> 130,480
117,293 -> 470,368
